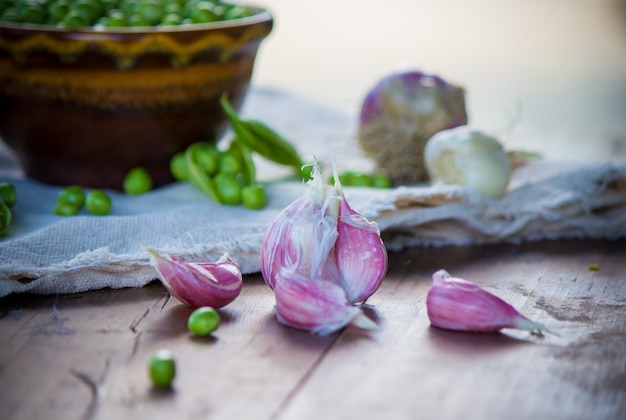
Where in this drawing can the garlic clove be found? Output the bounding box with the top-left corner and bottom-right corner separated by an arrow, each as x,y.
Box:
260,162 -> 386,335
424,126 -> 512,198
334,177 -> 388,303
146,247 -> 242,308
273,268 -> 378,336
261,164 -> 340,290
426,269 -> 549,334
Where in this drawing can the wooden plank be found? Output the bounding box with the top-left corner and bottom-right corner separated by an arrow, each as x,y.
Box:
275,240 -> 626,420
0,276 -> 335,420
0,284 -> 169,420
96,275 -> 336,420
0,240 -> 624,420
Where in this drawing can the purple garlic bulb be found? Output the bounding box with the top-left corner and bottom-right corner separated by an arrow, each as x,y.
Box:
357,70 -> 468,185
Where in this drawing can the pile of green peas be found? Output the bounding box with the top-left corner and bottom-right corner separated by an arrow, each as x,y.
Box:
0,0 -> 256,29
171,141 -> 267,210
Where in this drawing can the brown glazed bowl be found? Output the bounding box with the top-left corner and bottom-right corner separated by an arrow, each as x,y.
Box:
0,8 -> 272,189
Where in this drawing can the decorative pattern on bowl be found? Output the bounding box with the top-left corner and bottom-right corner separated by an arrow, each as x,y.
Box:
0,10 -> 273,189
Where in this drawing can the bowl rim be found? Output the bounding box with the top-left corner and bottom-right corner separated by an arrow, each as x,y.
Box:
0,7 -> 272,36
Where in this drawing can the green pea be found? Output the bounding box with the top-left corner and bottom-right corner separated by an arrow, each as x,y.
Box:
218,151 -> 242,175
48,1 -> 70,24
0,182 -> 16,207
0,200 -> 11,237
61,10 -> 90,28
189,1 -> 217,23
227,139 -> 255,186
350,172 -> 373,187
74,0 -> 100,24
101,0 -> 118,12
58,185 -> 86,208
103,10 -> 126,27
169,152 -> 189,181
136,0 -> 163,25
224,5 -> 253,20
187,306 -> 220,336
193,143 -> 220,176
160,12 -> 181,25
241,184 -> 266,210
148,349 -> 176,388
119,0 -> 136,15
214,173 -> 241,205
123,167 -> 152,195
85,190 -> 112,215
371,173 -> 392,189
163,3 -> 181,14
128,12 -> 150,26
54,201 -> 80,216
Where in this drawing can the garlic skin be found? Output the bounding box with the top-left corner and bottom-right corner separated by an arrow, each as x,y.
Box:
426,269 -> 548,334
261,163 -> 386,334
274,268 -> 377,336
335,175 -> 388,303
424,126 -> 512,198
261,166 -> 341,291
146,247 -> 242,308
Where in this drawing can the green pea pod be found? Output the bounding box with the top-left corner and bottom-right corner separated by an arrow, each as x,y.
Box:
228,138 -> 256,187
185,143 -> 221,204
244,120 -> 305,167
220,95 -> 305,170
0,200 -> 11,237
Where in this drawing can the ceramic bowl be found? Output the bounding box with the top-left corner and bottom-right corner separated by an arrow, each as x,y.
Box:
0,8 -> 272,188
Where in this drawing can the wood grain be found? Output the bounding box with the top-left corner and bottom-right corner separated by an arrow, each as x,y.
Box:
1,240 -> 624,420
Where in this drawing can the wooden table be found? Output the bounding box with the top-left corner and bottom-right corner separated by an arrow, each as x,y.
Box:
1,239 -> 624,419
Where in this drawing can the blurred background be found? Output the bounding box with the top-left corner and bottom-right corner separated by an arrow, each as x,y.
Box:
250,0 -> 626,162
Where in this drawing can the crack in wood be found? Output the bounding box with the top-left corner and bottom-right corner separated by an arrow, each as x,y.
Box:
128,331 -> 143,362
71,358 -> 111,420
159,293 -> 171,311
129,292 -> 170,333
129,308 -> 150,334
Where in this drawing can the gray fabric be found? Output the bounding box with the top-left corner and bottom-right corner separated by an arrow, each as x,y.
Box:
1,88 -> 625,297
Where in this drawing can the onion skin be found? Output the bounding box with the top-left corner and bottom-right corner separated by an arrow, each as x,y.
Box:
357,70 -> 467,185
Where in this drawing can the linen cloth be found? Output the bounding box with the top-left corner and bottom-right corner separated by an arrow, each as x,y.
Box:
1,88 -> 625,297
